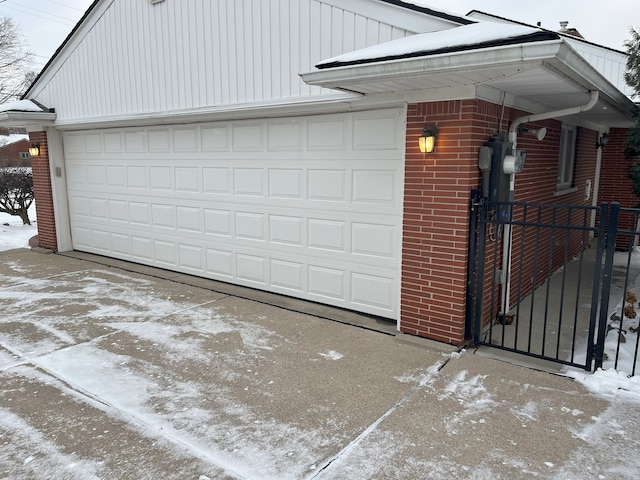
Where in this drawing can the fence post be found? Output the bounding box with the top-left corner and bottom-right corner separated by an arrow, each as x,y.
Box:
473,195 -> 488,345
466,190 -> 481,340
593,202 -> 620,371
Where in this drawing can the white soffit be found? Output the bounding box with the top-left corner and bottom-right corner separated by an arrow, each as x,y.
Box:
301,42 -> 638,127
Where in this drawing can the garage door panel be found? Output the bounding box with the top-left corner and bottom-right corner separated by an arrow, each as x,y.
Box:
233,168 -> 264,196
351,273 -> 394,312
176,206 -> 202,232
237,254 -> 267,284
106,165 -> 126,186
308,219 -> 346,252
269,215 -> 303,246
268,169 -> 303,199
149,166 -> 173,190
203,167 -> 231,193
270,259 -> 304,292
204,209 -> 232,236
66,108 -> 404,320
308,170 -> 346,201
89,198 -> 107,219
235,212 -> 266,241
308,265 -> 345,300
351,223 -> 395,258
206,248 -> 234,277
179,244 -> 204,272
353,114 -> 399,150
127,166 -> 147,188
131,236 -> 152,260
352,170 -> 397,204
151,204 -> 175,229
108,200 -> 128,222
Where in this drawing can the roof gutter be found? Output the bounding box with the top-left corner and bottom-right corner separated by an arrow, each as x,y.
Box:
0,111 -> 57,128
301,40 -> 566,89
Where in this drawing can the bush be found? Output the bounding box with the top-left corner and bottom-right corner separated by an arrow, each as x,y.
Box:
0,167 -> 34,225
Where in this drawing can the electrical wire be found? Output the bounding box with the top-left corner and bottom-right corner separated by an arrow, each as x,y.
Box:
0,2 -> 76,26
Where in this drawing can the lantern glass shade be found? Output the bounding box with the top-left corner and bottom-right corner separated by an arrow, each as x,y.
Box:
418,135 -> 435,153
418,125 -> 438,153
29,144 -> 40,157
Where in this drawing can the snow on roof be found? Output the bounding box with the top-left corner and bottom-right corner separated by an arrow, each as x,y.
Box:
317,22 -> 557,69
0,100 -> 46,113
0,134 -> 29,146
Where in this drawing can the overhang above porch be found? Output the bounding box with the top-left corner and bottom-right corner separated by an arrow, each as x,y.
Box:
301,24 -> 638,129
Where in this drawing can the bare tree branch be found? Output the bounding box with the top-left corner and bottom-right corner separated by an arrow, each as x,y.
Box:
0,17 -> 35,103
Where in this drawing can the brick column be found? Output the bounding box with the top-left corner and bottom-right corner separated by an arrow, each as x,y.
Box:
29,131 -> 58,251
401,100 -> 485,345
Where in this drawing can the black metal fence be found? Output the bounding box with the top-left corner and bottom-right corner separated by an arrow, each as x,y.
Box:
467,190 -> 640,376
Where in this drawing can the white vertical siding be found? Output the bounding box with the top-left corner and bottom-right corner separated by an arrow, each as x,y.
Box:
30,0 -> 435,123
565,39 -> 634,98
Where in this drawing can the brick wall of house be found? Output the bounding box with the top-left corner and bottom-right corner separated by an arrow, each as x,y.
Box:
402,100 -> 489,344
0,139 -> 31,168
599,128 -> 637,208
598,128 -> 640,248
401,100 -> 600,345
29,131 -> 58,251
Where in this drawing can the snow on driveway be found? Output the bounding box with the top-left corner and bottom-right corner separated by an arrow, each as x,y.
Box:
2,252 -> 640,479
0,262 -> 444,479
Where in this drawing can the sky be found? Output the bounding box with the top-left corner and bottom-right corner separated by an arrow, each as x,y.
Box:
0,0 -> 637,73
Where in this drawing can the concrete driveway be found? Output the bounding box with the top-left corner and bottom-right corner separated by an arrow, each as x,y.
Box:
1,249 -> 639,479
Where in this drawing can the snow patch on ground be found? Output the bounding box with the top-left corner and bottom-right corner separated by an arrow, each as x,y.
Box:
0,203 -> 37,252
0,409 -> 100,479
566,368 -> 640,404
318,350 -> 343,360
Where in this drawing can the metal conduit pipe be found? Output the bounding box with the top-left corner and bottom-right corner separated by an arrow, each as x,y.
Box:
500,90 -> 600,316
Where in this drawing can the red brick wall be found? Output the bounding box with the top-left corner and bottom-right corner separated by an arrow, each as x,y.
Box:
29,131 -> 58,251
0,139 -> 30,168
599,128 -> 637,208
599,127 -> 640,248
401,100 -> 600,345
401,100 -> 487,344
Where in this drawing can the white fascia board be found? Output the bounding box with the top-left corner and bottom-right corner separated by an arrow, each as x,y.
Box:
0,111 -> 57,128
49,93 -> 365,130
301,40 -> 638,122
301,40 -> 566,88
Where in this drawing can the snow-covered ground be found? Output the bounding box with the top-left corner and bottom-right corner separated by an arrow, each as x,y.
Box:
0,202 -> 37,251
2,203 -> 639,403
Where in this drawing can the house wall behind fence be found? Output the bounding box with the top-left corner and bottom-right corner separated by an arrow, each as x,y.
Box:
600,128 -> 637,209
402,99 -> 600,344
599,127 -> 640,250
29,131 -> 58,250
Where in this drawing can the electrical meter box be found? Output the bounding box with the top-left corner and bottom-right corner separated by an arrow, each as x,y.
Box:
484,135 -> 513,205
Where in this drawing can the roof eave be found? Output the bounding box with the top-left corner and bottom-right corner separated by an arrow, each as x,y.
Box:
301,40 -> 566,89
0,111 -> 57,128
300,40 -> 638,124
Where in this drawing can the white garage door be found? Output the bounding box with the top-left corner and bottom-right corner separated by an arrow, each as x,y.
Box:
64,108 -> 405,319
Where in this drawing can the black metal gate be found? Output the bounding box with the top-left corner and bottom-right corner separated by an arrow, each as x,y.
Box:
467,190 -> 640,375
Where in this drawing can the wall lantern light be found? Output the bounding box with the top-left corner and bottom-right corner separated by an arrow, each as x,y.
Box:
418,125 -> 438,153
28,143 -> 40,157
596,132 -> 609,150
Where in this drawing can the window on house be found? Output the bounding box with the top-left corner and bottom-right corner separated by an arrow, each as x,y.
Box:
557,124 -> 576,190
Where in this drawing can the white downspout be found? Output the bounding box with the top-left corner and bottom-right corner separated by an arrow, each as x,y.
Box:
500,90 -> 600,315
